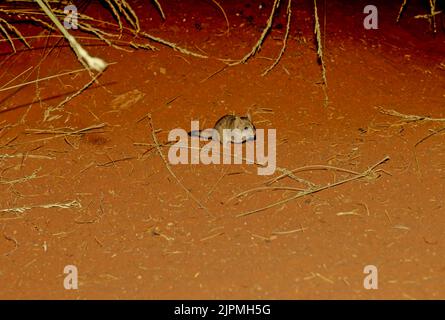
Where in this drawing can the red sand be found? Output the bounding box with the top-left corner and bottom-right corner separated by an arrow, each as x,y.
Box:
0,0 -> 444,299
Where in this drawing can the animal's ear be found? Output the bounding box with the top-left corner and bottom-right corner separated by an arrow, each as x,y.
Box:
246,113 -> 252,122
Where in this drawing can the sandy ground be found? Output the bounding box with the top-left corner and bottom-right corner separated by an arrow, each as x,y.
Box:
0,0 -> 444,299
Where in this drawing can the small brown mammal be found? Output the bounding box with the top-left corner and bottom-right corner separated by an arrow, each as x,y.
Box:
189,114 -> 256,144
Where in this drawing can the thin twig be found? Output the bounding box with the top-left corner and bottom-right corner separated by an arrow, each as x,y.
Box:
152,0 -> 166,20
226,186 -> 305,203
210,0 -> 230,35
314,0 -> 328,107
379,107 -> 445,123
10,123 -> 106,146
0,67 -> 91,92
0,200 -> 81,214
44,69 -> 105,121
396,0 -> 408,22
415,126 -> 445,147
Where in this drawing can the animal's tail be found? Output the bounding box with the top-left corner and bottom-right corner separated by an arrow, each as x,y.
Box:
188,129 -> 215,140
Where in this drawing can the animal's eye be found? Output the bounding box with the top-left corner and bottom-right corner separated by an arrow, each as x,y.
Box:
244,126 -> 249,130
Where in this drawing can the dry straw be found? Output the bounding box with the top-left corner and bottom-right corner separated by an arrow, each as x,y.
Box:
210,0 -> 230,35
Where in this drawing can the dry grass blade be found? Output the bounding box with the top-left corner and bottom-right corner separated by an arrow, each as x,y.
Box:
152,0 -> 166,20
230,0 -> 281,66
100,0 -> 140,32
262,0 -> 292,76
148,115 -> 206,210
104,0 -> 124,32
3,232 -> 19,256
415,126 -> 445,147
11,123 -> 106,146
25,123 -> 106,135
0,66 -> 33,90
139,30 -> 208,58
0,21 -> 16,52
1,3 -> 205,60
266,164 -> 361,186
0,168 -> 42,185
0,153 -> 54,160
272,227 -> 308,235
396,0 -> 408,22
226,186 -> 305,203
210,0 -> 230,35
0,67 -> 89,93
43,70 -> 105,121
378,107 -> 445,123
314,0 -> 328,107
117,0 -> 140,32
0,200 -> 81,214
